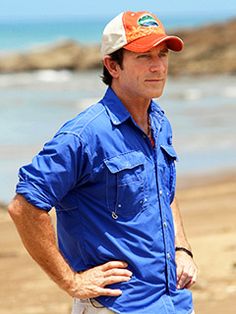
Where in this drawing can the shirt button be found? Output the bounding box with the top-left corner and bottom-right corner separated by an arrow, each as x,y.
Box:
167,253 -> 171,260
118,204 -> 122,208
159,190 -> 163,196
112,212 -> 118,219
163,221 -> 167,228
168,137 -> 172,145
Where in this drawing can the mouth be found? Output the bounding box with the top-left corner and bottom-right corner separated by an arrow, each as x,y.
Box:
145,78 -> 165,83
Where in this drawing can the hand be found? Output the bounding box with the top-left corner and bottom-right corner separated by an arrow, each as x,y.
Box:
70,261 -> 132,299
175,251 -> 198,289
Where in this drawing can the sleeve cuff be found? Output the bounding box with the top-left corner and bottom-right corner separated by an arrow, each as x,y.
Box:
16,181 -> 54,211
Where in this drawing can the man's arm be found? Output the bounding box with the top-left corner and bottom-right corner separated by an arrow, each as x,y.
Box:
8,194 -> 132,298
171,197 -> 198,289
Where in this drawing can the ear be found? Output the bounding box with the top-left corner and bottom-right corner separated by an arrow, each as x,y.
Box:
103,56 -> 121,79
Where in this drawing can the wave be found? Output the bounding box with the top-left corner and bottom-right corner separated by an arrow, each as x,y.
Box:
0,70 -> 74,87
36,70 -> 73,82
76,98 -> 100,111
223,87 -> 236,98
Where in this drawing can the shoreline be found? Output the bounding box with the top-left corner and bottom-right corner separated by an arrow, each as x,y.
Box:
177,169 -> 236,190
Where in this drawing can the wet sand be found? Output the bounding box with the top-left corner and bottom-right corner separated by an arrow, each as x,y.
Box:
0,173 -> 236,314
177,172 -> 236,313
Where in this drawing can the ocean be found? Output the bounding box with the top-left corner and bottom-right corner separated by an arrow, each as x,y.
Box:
0,15 -> 236,203
0,13 -> 233,53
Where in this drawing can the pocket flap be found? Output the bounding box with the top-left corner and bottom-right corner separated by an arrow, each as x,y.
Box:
104,151 -> 145,174
161,145 -> 178,161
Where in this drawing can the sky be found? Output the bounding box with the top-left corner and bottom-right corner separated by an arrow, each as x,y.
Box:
1,0 -> 236,20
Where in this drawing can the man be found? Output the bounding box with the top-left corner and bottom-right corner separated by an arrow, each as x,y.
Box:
8,11 -> 197,314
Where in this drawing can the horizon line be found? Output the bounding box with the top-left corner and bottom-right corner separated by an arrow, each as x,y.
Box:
0,11 -> 235,23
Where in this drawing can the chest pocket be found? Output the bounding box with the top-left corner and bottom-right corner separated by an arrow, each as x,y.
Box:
159,144 -> 178,203
104,151 -> 147,220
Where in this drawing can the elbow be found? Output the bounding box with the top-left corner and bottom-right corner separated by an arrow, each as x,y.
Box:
8,195 -> 24,222
8,201 -> 18,221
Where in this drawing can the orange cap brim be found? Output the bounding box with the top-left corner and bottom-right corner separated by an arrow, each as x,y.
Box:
124,33 -> 184,52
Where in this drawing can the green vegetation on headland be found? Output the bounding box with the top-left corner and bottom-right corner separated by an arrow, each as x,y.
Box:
0,18 -> 235,75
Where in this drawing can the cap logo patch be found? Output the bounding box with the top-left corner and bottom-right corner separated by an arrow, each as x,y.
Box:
138,15 -> 159,27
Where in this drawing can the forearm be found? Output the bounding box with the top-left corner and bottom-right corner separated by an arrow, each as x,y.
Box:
8,194 -> 75,295
171,197 -> 191,250
171,196 -> 198,289
8,194 -> 132,299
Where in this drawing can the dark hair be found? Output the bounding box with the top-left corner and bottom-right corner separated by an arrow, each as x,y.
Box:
102,48 -> 124,86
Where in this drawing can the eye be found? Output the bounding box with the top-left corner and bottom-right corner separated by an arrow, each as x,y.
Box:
137,53 -> 151,59
159,50 -> 169,57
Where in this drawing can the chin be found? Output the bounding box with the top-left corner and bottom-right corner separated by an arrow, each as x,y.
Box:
149,91 -> 164,99
145,86 -> 164,99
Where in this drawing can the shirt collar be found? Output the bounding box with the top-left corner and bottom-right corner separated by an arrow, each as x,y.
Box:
149,100 -> 165,119
101,87 -> 131,126
101,87 -> 165,125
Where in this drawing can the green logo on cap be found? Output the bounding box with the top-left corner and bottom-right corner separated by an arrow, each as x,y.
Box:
138,15 -> 159,27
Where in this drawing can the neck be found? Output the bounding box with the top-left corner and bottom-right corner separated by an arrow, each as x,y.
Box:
111,84 -> 151,134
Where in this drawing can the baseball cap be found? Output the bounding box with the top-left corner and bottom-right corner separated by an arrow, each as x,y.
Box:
101,11 -> 184,57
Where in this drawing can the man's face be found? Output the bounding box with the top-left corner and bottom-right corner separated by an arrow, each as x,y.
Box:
114,43 -> 169,101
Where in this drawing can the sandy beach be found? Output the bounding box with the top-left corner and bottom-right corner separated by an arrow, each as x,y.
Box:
0,172 -> 236,314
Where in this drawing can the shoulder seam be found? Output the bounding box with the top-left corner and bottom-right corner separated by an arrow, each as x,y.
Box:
58,103 -> 106,139
78,104 -> 105,135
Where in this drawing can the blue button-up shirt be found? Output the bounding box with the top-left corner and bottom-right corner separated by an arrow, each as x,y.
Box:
16,87 -> 193,313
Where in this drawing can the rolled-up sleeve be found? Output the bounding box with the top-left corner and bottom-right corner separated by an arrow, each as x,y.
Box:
16,132 -> 85,211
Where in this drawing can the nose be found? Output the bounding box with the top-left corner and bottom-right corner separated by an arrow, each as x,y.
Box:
149,56 -> 167,73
